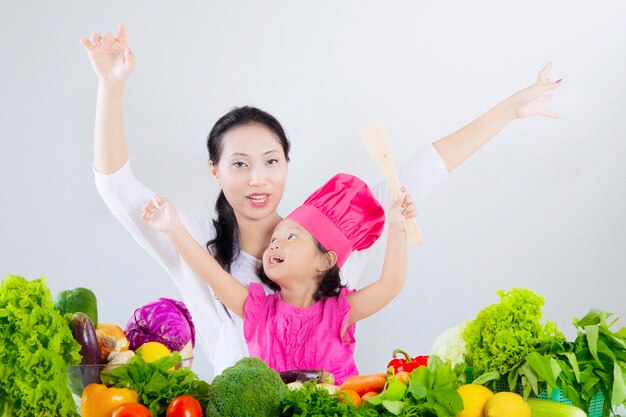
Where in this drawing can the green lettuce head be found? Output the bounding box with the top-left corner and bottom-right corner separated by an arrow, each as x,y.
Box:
463,288 -> 564,375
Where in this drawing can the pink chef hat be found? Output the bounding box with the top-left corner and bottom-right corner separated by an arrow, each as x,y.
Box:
286,173 -> 385,268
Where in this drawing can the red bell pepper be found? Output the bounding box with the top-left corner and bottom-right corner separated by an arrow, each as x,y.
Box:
387,349 -> 429,374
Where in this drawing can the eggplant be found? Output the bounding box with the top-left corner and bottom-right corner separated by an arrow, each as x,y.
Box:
70,312 -> 103,365
279,369 -> 335,385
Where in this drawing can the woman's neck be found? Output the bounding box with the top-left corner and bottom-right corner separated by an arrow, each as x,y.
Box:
236,211 -> 282,260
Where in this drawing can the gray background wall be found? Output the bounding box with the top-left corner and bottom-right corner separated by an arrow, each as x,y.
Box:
2,1 -> 625,382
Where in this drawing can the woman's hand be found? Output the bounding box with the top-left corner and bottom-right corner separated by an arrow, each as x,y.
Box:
80,23 -> 135,83
509,63 -> 563,119
141,195 -> 181,235
388,188 -> 417,233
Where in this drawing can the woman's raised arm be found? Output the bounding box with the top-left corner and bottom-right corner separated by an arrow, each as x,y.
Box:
433,63 -> 562,172
80,23 -> 136,174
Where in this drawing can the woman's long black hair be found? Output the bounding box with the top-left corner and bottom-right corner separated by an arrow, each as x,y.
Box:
206,106 -> 291,272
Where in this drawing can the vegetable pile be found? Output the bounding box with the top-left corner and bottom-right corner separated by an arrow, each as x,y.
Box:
100,352 -> 209,416
450,288 -> 626,417
280,381 -> 379,417
5,274 -> 624,417
364,356 -> 465,417
0,275 -> 82,417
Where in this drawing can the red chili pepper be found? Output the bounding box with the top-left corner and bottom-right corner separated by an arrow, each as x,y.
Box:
387,349 -> 429,374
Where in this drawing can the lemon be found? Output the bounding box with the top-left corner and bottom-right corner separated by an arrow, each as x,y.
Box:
456,384 -> 495,417
136,341 -> 171,363
484,392 -> 531,417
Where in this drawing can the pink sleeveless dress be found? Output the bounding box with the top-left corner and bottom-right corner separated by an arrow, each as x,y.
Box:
243,283 -> 358,384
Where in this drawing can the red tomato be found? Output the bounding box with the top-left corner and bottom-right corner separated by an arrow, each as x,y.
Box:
166,395 -> 203,417
112,402 -> 151,417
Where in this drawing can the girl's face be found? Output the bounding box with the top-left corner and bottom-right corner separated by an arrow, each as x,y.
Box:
211,123 -> 288,222
262,219 -> 329,286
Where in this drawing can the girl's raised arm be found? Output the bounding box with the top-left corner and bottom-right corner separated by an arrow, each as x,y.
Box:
345,192 -> 415,326
80,23 -> 135,174
142,196 -> 249,318
433,63 -> 562,173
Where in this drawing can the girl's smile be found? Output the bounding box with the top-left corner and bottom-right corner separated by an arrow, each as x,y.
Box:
267,253 -> 284,265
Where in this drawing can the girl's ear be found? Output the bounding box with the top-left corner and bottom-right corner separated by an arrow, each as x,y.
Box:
209,161 -> 220,184
322,251 -> 338,270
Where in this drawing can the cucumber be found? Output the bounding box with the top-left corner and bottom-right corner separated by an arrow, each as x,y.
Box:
279,369 -> 335,384
70,312 -> 103,365
527,398 -> 587,417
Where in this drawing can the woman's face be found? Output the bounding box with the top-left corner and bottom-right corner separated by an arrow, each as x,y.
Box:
211,123 -> 288,223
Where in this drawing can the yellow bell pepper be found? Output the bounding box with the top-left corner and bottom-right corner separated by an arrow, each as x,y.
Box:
81,383 -> 139,417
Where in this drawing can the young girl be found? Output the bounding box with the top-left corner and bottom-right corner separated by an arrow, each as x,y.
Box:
142,173 -> 415,383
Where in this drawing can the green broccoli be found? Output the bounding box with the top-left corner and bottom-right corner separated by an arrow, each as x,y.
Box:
207,357 -> 288,417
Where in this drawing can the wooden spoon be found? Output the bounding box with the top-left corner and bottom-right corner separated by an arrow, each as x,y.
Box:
359,122 -> 424,245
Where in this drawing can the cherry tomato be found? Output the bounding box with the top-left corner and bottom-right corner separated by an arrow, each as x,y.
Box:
166,395 -> 203,417
112,402 -> 151,417
361,391 -> 379,402
394,371 -> 411,385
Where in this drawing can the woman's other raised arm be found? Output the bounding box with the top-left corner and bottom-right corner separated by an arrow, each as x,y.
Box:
433,63 -> 563,173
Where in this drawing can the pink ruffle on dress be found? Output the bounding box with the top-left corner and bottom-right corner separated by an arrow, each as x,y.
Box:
243,283 -> 358,385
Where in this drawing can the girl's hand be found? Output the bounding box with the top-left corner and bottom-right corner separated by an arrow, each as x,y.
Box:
141,195 -> 181,234
509,63 -> 563,119
80,23 -> 136,83
388,187 -> 417,233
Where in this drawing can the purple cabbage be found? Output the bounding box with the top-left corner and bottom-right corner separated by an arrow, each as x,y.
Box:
125,298 -> 195,352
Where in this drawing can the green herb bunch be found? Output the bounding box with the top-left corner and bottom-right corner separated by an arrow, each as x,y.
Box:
280,381 -> 377,417
101,352 -> 210,417
520,310 -> 626,416
367,356 -> 466,417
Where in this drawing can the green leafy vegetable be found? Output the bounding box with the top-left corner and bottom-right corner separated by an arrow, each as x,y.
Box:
101,352 -> 210,417
280,381 -> 377,417
562,309 -> 626,415
0,275 -> 82,417
367,356 -> 465,417
463,288 -> 564,376
468,306 -> 626,416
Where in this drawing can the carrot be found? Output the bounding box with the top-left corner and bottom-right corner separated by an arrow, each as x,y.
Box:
339,389 -> 362,407
341,373 -> 387,396
361,391 -> 379,402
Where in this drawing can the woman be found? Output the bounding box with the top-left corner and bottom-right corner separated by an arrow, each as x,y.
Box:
80,24 -> 562,378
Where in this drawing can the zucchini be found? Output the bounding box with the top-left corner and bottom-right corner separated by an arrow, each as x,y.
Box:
527,398 -> 587,417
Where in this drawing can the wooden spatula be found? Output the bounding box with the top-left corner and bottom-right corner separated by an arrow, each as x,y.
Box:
359,122 -> 424,245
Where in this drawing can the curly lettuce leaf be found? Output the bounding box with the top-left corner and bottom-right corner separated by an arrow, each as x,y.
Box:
463,288 -> 564,375
0,275 -> 81,417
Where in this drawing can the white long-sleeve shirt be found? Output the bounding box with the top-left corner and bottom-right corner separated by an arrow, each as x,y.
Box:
94,143 -> 448,378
